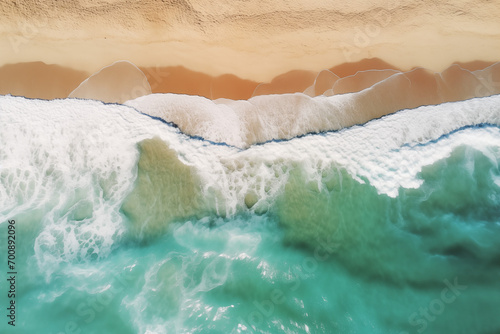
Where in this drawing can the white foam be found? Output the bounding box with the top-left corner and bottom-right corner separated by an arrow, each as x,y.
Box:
126,89 -> 500,149
126,92 -> 354,148
0,96 -> 227,279
1,94 -> 499,278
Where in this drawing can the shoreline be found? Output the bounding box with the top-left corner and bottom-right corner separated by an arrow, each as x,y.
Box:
1,59 -> 498,101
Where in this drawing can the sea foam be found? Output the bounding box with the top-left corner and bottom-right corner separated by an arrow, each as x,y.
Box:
126,83 -> 500,148
0,94 -> 499,277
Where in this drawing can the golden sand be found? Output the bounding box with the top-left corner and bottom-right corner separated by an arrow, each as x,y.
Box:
1,0 -> 499,83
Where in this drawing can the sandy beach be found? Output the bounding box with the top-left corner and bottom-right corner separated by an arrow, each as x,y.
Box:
1,0 -> 499,99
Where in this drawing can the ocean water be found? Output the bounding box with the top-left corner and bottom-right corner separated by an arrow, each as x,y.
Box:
0,94 -> 500,334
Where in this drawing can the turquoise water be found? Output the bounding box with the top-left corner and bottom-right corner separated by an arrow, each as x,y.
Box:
1,95 -> 500,333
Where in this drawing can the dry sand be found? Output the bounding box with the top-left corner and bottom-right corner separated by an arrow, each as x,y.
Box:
1,0 -> 499,83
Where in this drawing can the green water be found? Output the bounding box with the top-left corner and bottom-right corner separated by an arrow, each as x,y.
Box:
2,142 -> 500,334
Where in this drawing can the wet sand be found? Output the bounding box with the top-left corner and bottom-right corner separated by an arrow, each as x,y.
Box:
0,62 -> 88,100
1,59 -> 498,102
